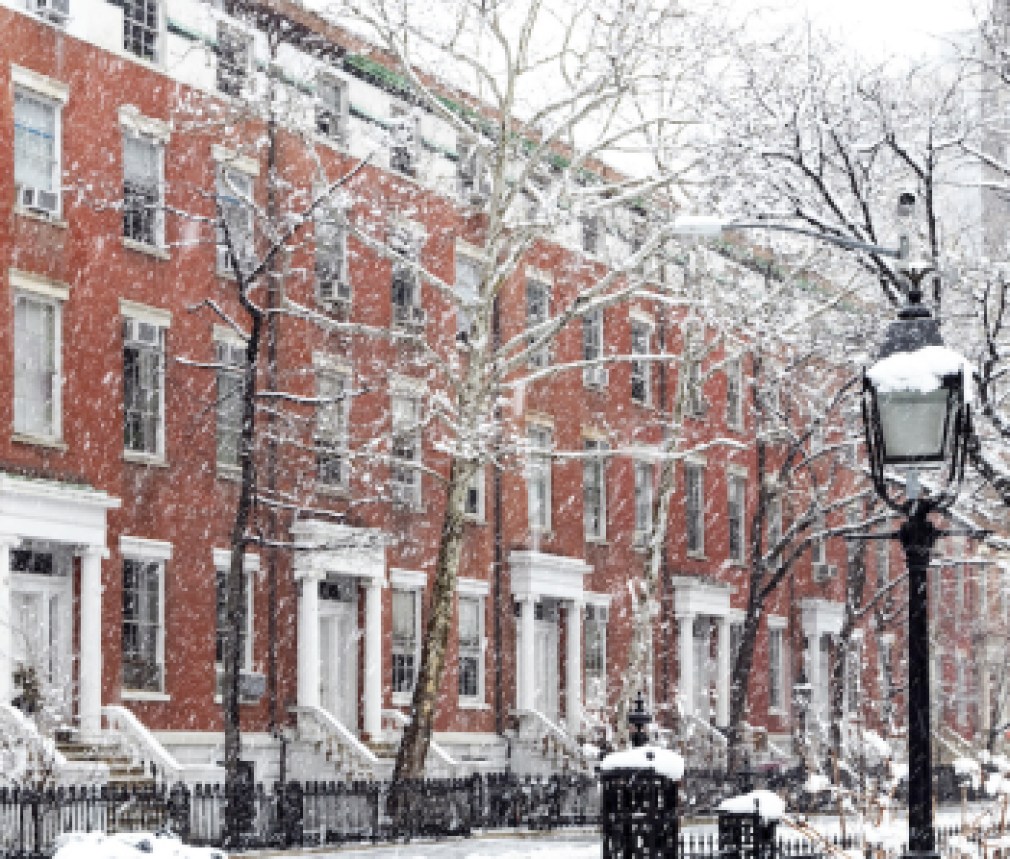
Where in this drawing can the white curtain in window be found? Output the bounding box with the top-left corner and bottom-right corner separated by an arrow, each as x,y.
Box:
14,92 -> 56,191
14,295 -> 57,436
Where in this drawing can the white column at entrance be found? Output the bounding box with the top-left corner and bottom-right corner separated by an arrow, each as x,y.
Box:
518,596 -> 536,711
806,633 -> 822,719
79,546 -> 107,739
715,616 -> 731,728
677,613 -> 695,719
566,600 -> 583,735
363,579 -> 383,739
297,572 -> 322,709
0,536 -> 17,705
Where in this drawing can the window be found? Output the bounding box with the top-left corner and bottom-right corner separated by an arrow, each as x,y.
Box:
315,73 -> 348,145
766,493 -> 782,550
768,627 -> 784,711
216,23 -> 251,98
216,166 -> 254,275
584,603 -> 608,709
123,133 -> 163,247
845,640 -> 861,714
457,136 -> 489,202
582,308 -> 607,388
215,337 -> 245,470
634,461 -> 653,545
525,278 -> 550,368
316,369 -> 350,489
122,0 -> 159,62
123,315 -> 166,459
392,587 -> 420,699
122,555 -> 164,693
14,87 -> 61,216
455,254 -> 480,342
391,393 -> 422,508
728,474 -> 746,564
464,466 -> 484,520
580,213 -> 600,255
630,320 -> 651,405
391,226 -> 423,329
527,425 -> 552,533
458,595 -> 483,700
726,357 -> 743,428
878,637 -> 893,717
315,208 -> 349,308
877,533 -> 890,586
685,463 -> 705,556
583,439 -> 607,541
390,103 -> 419,176
684,356 -> 704,416
13,291 -> 61,440
214,551 -> 255,698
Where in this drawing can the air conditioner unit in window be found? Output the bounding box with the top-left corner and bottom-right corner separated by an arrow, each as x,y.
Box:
238,670 -> 266,702
812,563 -> 836,583
18,185 -> 59,215
583,365 -> 608,389
31,0 -> 69,23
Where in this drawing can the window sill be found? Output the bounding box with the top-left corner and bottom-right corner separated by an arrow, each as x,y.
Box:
464,515 -> 487,526
217,464 -> 241,481
121,689 -> 171,702
585,536 -> 609,547
768,707 -> 787,718
458,700 -> 490,711
687,551 -> 707,561
124,451 -> 169,467
122,237 -> 170,260
12,432 -> 67,451
15,207 -> 67,229
315,482 -> 351,498
314,131 -> 349,153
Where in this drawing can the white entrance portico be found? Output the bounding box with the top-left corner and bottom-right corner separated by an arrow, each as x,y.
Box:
510,550 -> 591,734
0,474 -> 119,739
292,520 -> 385,739
799,598 -> 844,720
671,576 -> 733,728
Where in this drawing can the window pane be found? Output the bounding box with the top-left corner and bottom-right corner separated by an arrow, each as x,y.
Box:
14,91 -> 56,191
14,295 -> 58,437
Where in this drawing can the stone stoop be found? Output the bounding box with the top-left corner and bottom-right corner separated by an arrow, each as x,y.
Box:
56,736 -> 156,790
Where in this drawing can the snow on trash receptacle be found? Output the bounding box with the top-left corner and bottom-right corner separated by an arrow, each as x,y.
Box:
717,790 -> 785,859
600,746 -> 684,859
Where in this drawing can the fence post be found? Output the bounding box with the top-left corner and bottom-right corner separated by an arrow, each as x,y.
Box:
168,782 -> 191,842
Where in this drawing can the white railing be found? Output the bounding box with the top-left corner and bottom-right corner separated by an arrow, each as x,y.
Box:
101,705 -> 212,784
0,703 -> 65,785
513,708 -> 592,774
681,712 -> 728,769
293,705 -> 379,780
380,708 -> 460,776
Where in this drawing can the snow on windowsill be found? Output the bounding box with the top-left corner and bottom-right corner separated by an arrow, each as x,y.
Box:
866,345 -> 973,403
599,745 -> 684,781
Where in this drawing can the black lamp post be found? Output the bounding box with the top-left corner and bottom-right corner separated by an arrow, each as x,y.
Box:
629,690 -> 652,748
862,266 -> 972,859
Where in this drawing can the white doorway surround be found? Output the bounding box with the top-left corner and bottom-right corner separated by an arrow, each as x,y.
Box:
510,550 -> 591,734
0,474 -> 119,739
799,599 -> 844,721
292,520 -> 385,739
671,576 -> 732,728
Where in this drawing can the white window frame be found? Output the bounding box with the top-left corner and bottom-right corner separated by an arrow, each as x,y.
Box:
685,461 -> 705,557
457,135 -> 489,203
120,536 -> 171,700
766,491 -> 782,550
214,329 -> 245,472
215,162 -> 255,277
119,107 -> 170,252
390,222 -> 424,329
728,472 -> 746,564
630,318 -> 652,405
121,300 -> 170,462
216,21 -> 253,99
212,548 -> 258,700
583,438 -> 607,542
391,389 -> 422,509
726,357 -> 743,429
315,205 -> 350,309
390,569 -> 425,705
633,459 -> 654,546
582,308 -> 607,388
457,578 -> 488,705
455,250 -> 481,342
12,271 -> 67,443
13,67 -> 69,219
122,132 -> 165,249
525,276 -> 551,369
316,362 -> 351,490
584,599 -> 609,710
389,102 -> 420,177
315,71 -> 349,147
527,424 -> 552,534
767,622 -> 786,713
463,465 -> 485,522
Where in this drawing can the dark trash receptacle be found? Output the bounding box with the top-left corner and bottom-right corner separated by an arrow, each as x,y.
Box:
600,746 -> 684,859
717,791 -> 783,859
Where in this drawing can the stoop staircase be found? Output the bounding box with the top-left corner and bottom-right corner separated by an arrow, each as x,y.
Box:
55,730 -> 156,789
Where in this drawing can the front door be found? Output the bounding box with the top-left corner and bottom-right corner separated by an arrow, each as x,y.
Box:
318,576 -> 358,730
10,544 -> 73,727
533,600 -> 559,721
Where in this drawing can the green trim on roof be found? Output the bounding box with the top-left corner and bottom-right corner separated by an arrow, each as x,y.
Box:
168,17 -> 213,46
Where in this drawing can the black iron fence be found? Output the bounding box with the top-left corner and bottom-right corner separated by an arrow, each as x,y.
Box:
0,773 -> 600,857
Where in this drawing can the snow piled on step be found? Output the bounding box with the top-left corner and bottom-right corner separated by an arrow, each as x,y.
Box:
54,831 -> 225,859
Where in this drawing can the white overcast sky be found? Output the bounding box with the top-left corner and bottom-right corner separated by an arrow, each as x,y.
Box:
744,0 -> 981,61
